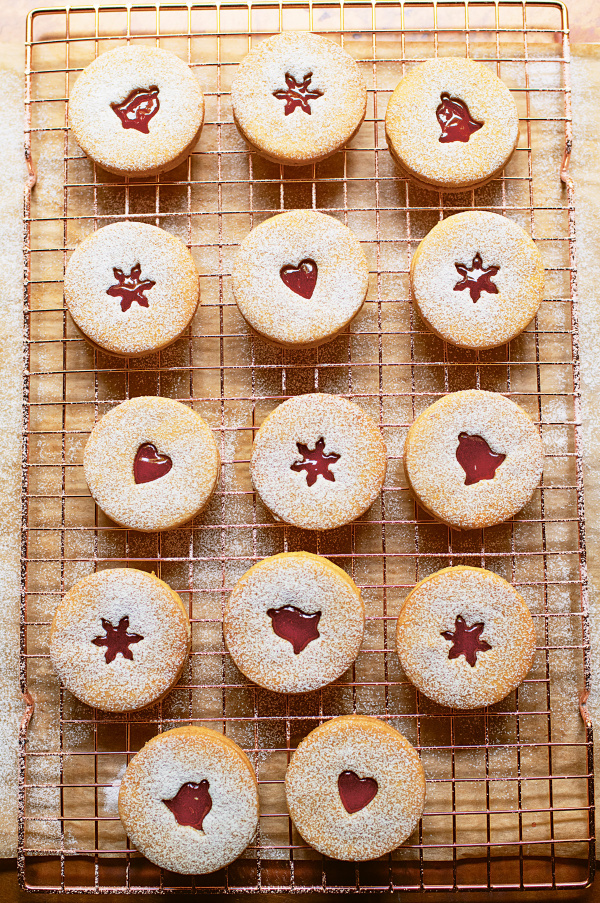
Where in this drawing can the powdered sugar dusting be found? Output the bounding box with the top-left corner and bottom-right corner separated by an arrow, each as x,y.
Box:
396,566 -> 537,709
404,389 -> 544,530
232,210 -> 368,348
285,715 -> 426,861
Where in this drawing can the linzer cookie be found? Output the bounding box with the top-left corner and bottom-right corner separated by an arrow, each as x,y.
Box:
411,212 -> 544,349
118,726 -> 259,874
64,222 -> 200,357
232,210 -> 369,348
83,396 -> 220,532
231,32 -> 367,166
403,389 -> 544,530
50,568 -> 191,712
69,45 -> 204,177
223,552 -> 364,693
285,715 -> 426,861
396,566 -> 536,708
251,394 -> 387,531
385,58 -> 519,191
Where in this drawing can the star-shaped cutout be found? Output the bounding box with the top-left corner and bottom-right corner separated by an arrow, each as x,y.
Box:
107,264 -> 156,312
456,432 -> 506,486
163,780 -> 212,831
442,615 -> 491,667
290,437 -> 340,487
92,616 -> 143,664
266,605 -> 321,654
436,92 -> 483,143
111,86 -> 160,133
273,73 -> 323,116
454,253 -> 500,302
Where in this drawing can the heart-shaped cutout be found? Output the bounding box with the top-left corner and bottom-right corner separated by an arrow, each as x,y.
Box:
134,443 -> 172,484
338,770 -> 378,814
280,259 -> 318,299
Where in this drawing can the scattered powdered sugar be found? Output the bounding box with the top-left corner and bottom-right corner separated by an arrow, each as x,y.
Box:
64,221 -> 200,356
385,58 -> 519,190
411,211 -> 544,350
118,726 -> 259,874
224,552 -> 364,693
251,393 -> 387,531
83,396 -> 220,532
232,210 -> 368,347
50,568 -> 191,712
68,45 -> 204,176
396,566 -> 536,709
231,32 -> 366,165
403,389 -> 544,530
101,763 -> 127,816
285,715 -> 426,861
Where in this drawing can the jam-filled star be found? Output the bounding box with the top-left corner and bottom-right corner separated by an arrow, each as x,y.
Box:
290,437 -> 340,487
92,616 -> 143,664
436,92 -> 483,143
454,253 -> 500,302
107,264 -> 156,312
442,615 -> 491,667
273,73 -> 323,116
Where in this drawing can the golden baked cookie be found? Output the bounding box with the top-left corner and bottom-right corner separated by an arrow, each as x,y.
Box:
396,566 -> 536,709
232,210 -> 368,349
69,45 -> 204,177
118,726 -> 259,874
385,58 -> 519,191
83,396 -> 220,532
64,222 -> 200,357
49,568 -> 190,713
403,389 -> 544,530
251,393 -> 387,531
231,32 -> 367,166
223,552 -> 364,693
285,715 -> 426,861
411,212 -> 544,350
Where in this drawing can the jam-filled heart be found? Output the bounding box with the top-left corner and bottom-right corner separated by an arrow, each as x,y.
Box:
338,770 -> 378,814
266,605 -> 321,654
163,780 -> 212,831
134,443 -> 173,485
442,615 -> 491,667
111,86 -> 160,133
456,432 -> 506,486
280,259 -> 318,299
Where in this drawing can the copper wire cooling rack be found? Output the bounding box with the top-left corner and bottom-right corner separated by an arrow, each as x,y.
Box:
20,0 -> 595,894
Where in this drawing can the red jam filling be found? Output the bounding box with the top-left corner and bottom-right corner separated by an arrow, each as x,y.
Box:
133,443 -> 172,485
273,73 -> 323,115
436,92 -> 483,143
338,770 -> 378,814
111,87 -> 160,133
107,264 -> 155,312
266,605 -> 321,654
92,616 -> 143,664
456,432 -> 506,486
280,259 -> 318,299
290,437 -> 340,487
454,253 -> 500,302
442,615 -> 491,667
163,780 -> 212,831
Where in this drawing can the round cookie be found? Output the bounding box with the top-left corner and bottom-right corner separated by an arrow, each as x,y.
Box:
224,552 -> 364,693
65,222 -> 200,357
385,58 -> 519,191
231,32 -> 367,166
403,389 -> 543,530
83,396 -> 220,532
411,212 -> 544,350
285,715 -> 426,861
118,726 -> 259,874
251,394 -> 387,531
396,566 -> 536,709
69,45 -> 204,177
232,210 -> 368,349
50,568 -> 190,713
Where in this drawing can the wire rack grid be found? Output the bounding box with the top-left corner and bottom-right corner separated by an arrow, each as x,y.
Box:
20,0 -> 594,895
